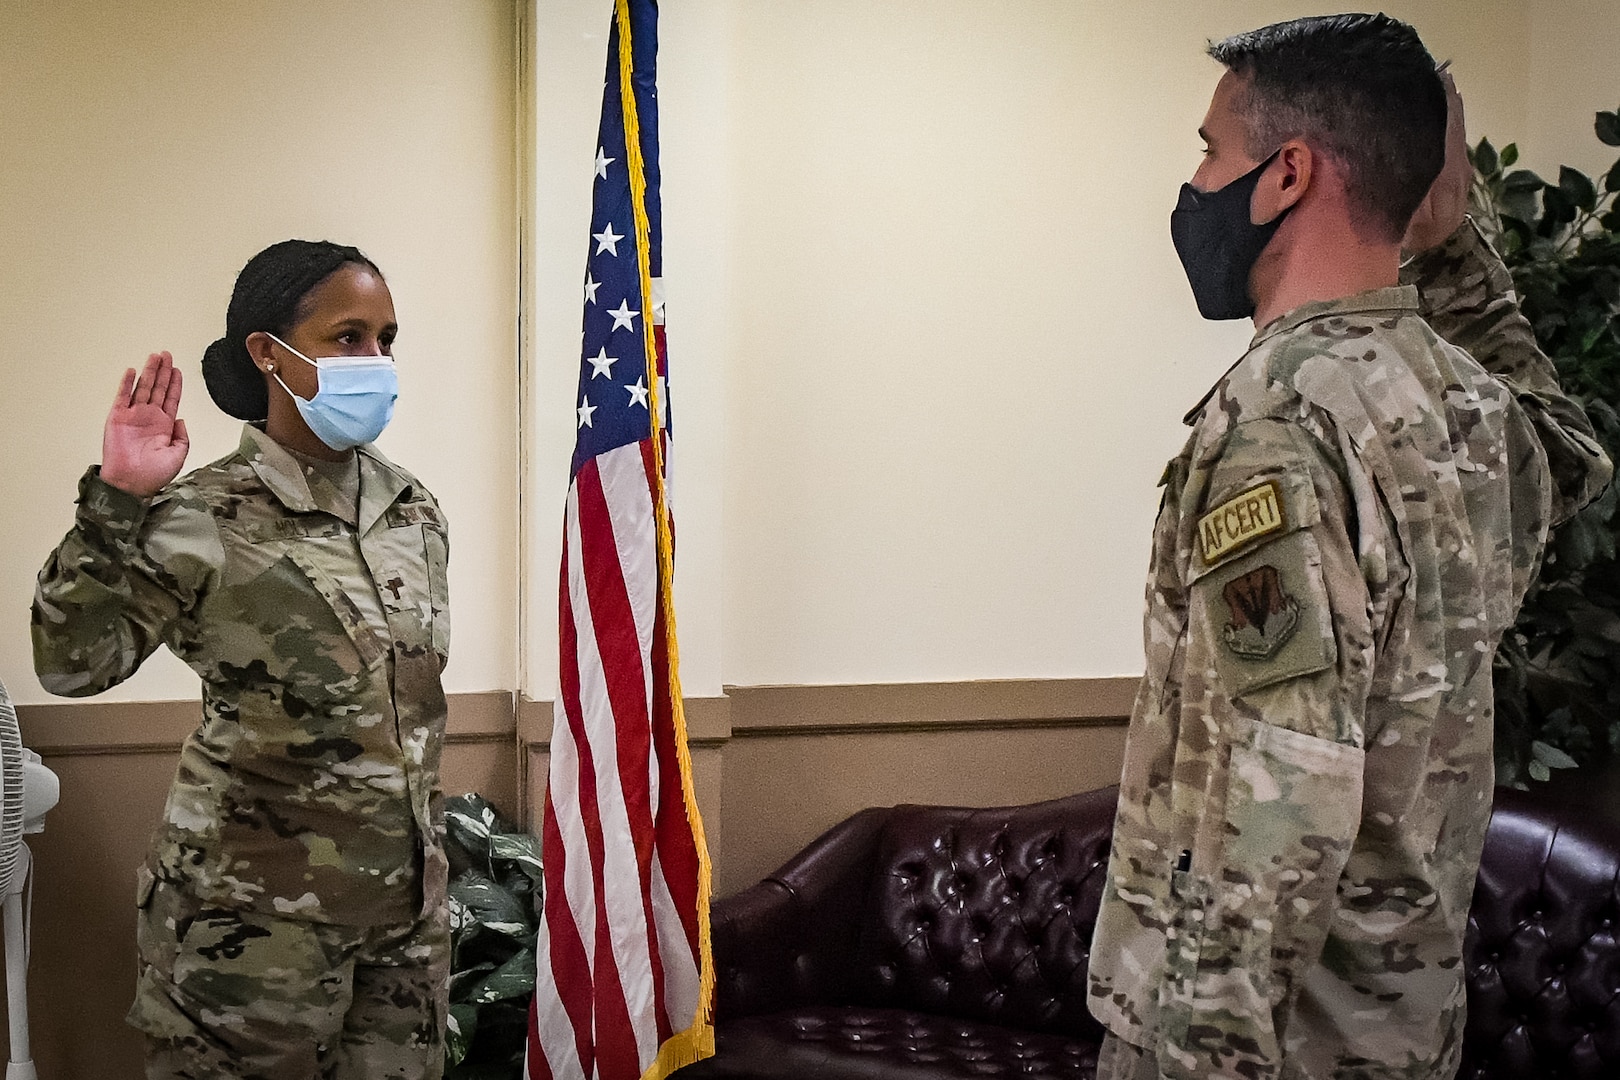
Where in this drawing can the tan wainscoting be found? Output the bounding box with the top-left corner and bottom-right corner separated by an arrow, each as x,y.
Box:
11,691 -> 518,1080
516,694 -> 733,897
11,677 -> 1134,1079
518,677 -> 1136,899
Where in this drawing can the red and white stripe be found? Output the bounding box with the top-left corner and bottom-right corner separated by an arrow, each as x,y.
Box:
527,437 -> 703,1080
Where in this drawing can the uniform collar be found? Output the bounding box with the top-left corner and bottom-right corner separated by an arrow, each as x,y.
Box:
239,424 -> 414,533
1181,284 -> 1421,426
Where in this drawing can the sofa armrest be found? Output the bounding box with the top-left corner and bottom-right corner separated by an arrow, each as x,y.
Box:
712,806 -> 891,1020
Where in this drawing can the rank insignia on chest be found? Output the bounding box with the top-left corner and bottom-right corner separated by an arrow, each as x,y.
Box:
1198,481 -> 1285,565
1221,564 -> 1300,659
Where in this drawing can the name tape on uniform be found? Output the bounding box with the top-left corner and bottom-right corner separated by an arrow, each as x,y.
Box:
1199,481 -> 1286,565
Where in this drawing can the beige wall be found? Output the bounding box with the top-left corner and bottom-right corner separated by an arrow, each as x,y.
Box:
0,0 -> 520,706
1526,0 -> 1620,180
0,2 -> 519,1075
525,0 -> 736,698
6,0 -> 1580,756
719,0 -> 1536,688
6,1 -> 1619,1076
525,0 -> 1544,699
8,0 -> 1606,783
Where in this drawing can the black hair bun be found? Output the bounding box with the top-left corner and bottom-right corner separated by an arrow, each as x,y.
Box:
201,335 -> 268,422
204,239 -> 380,424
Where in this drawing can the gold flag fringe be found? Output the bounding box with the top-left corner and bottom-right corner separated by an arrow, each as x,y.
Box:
614,1 -> 717,1077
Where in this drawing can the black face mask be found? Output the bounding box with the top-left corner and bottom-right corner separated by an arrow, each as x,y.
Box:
1170,150 -> 1290,321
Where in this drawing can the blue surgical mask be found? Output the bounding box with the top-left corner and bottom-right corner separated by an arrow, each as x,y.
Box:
267,333 -> 399,451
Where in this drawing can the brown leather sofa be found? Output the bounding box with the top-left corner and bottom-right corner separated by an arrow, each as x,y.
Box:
678,785 -> 1620,1079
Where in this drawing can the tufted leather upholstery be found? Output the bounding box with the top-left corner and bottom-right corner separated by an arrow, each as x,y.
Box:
848,797 -> 1110,1039
681,784 -> 1620,1080
688,788 -> 1114,1079
1459,786 -> 1620,1079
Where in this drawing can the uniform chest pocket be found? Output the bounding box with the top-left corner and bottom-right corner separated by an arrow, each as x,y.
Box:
375,510 -> 450,669
230,521 -> 389,670
282,545 -> 390,669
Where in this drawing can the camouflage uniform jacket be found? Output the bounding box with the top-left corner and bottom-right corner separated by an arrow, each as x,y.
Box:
33,424 -> 450,927
1401,217 -> 1612,524
1085,220 -> 1607,1079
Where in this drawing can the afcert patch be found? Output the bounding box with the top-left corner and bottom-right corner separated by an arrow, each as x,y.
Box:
1221,564 -> 1299,659
1198,481 -> 1285,566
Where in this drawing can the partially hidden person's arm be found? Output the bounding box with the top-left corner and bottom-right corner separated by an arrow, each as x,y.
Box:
1153,417 -> 1379,1080
31,469 -> 218,697
1403,217 -> 1613,524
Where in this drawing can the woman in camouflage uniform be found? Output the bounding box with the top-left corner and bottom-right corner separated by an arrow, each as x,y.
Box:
33,241 -> 452,1080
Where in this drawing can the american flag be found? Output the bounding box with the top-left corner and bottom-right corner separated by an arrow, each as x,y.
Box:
527,2 -> 713,1079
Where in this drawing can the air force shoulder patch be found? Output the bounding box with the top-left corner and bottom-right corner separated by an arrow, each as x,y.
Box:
1199,481 -> 1285,566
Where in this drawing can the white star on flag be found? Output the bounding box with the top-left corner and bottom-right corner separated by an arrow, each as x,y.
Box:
608,300 -> 639,332
588,348 -> 618,379
584,272 -> 601,304
577,394 -> 597,428
626,377 -> 649,409
594,146 -> 615,179
594,223 -> 623,256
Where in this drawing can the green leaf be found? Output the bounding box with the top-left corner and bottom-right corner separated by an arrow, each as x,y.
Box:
1473,137 -> 1499,176
450,961 -> 498,1001
1561,166 -> 1600,213
1597,110 -> 1620,147
1543,185 -> 1578,228
1501,192 -> 1541,225
446,1004 -> 479,1066
1531,740 -> 1580,770
481,920 -> 529,937
465,946 -> 537,1004
1501,143 -> 1520,168
1502,169 -> 1547,193
1606,158 -> 1620,195
446,807 -> 493,843
1529,760 -> 1551,783
488,832 -> 545,884
1583,323 -> 1609,354
450,871 -> 532,931
1557,515 -> 1599,568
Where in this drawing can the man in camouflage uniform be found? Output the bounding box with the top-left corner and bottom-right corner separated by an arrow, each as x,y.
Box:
1088,16 -> 1610,1080
35,345 -> 451,1075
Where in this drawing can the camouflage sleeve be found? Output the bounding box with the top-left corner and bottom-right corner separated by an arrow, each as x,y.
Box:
31,467 -> 220,697
1402,217 -> 1613,524
1163,418 -> 1375,1078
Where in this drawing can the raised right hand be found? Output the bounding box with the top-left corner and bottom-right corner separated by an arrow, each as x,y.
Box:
100,352 -> 190,498
1404,70 -> 1471,255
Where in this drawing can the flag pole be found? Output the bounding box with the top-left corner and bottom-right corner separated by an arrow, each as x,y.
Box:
613,2 -> 716,1076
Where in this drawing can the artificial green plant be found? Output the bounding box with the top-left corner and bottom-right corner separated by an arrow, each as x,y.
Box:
1470,108 -> 1620,787
443,794 -> 543,1080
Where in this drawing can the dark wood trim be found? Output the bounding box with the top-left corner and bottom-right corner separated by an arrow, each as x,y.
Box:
514,694 -> 733,748
723,677 -> 1138,735
17,679 -> 1139,756
17,699 -> 197,756
18,690 -> 518,757
728,713 -> 1129,739
444,690 -> 518,741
